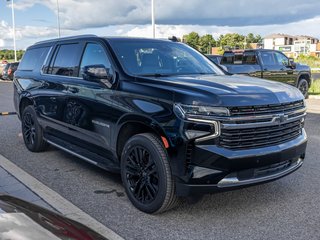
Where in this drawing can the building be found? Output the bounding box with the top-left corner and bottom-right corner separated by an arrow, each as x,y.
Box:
264,34 -> 320,57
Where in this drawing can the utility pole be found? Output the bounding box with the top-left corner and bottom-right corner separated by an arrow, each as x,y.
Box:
151,0 -> 155,38
7,0 -> 17,61
56,0 -> 61,38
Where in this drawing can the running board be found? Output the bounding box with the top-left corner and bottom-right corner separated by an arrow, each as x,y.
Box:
44,135 -> 120,173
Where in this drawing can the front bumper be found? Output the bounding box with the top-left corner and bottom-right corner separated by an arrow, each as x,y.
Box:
175,130 -> 307,196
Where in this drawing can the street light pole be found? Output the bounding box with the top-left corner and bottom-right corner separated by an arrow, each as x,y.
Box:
151,0 -> 155,38
56,0 -> 61,38
8,0 -> 17,61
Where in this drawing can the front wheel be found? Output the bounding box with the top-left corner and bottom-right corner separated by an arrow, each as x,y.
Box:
121,133 -> 179,214
297,78 -> 309,98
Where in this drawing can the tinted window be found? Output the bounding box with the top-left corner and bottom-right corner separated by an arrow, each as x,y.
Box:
207,55 -> 221,64
79,43 -> 111,77
18,47 -> 50,71
242,52 -> 257,64
49,44 -> 81,76
274,52 -> 289,66
221,53 -> 234,64
260,52 -> 276,65
10,62 -> 19,70
108,40 -> 224,76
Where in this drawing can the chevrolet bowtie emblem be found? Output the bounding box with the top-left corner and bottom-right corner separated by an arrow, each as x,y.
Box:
275,113 -> 288,123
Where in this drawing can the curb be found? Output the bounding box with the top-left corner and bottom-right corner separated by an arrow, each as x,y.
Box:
0,112 -> 16,116
308,95 -> 320,100
0,154 -> 124,240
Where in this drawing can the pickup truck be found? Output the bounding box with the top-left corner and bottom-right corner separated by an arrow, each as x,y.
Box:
221,49 -> 311,97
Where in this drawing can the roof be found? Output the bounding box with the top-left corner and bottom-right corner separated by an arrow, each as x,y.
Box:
34,35 -> 174,46
35,34 -> 98,45
264,33 -> 319,41
264,33 -> 295,39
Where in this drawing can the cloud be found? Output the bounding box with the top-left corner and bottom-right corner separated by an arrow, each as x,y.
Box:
0,19 -> 59,49
11,0 -> 320,30
2,0 -> 320,49
125,17 -> 320,40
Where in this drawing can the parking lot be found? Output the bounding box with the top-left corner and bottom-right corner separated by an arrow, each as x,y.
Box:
0,81 -> 319,240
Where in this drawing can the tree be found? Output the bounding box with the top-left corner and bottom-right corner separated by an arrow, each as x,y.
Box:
199,34 -> 216,54
218,33 -> 245,49
245,33 -> 263,48
0,49 -> 25,61
183,32 -> 200,50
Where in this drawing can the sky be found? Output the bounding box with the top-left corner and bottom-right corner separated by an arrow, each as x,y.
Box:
1,0 -> 320,50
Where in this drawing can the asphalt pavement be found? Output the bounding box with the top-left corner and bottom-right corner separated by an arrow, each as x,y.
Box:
0,81 -> 319,240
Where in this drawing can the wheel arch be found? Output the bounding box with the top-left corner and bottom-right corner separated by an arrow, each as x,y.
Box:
297,72 -> 311,86
19,97 -> 34,118
115,114 -> 171,161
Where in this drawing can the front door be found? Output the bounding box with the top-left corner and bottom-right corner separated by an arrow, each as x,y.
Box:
258,51 -> 297,85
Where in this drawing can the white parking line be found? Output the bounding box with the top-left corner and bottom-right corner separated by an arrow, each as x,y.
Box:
0,154 -> 124,240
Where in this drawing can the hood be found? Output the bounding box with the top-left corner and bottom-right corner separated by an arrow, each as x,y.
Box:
136,74 -> 304,107
296,62 -> 311,71
0,195 -> 108,240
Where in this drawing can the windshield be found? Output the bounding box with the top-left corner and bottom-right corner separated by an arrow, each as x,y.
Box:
108,39 -> 224,76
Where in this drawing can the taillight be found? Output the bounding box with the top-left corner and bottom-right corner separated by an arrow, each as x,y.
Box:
8,68 -> 12,75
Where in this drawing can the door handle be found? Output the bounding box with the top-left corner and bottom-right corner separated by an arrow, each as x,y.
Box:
67,87 -> 78,93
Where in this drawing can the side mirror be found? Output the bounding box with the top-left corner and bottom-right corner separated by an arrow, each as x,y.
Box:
288,58 -> 296,69
82,65 -> 116,88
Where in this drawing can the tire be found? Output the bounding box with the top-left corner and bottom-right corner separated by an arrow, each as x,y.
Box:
297,78 -> 309,99
21,105 -> 48,152
121,133 -> 179,214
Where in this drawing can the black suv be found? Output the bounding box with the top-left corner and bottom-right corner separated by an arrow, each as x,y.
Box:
14,35 -> 307,214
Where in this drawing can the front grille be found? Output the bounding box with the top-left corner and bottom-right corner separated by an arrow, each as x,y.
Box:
228,100 -> 304,117
220,120 -> 303,150
219,100 -> 306,150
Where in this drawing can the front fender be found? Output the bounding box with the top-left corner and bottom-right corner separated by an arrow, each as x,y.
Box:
115,113 -> 170,143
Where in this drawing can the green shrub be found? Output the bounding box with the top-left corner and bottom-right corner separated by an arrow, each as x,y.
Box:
309,80 -> 320,95
296,55 -> 320,69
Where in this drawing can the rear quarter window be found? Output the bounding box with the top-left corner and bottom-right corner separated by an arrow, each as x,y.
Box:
18,47 -> 50,71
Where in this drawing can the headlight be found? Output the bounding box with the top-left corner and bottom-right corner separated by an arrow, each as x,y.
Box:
174,103 -> 223,141
174,103 -> 230,119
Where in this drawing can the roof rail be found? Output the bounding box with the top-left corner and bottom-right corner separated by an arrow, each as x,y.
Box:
35,34 -> 98,45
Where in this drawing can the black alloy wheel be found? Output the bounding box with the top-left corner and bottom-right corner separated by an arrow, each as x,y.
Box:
121,133 -> 179,214
22,106 -> 47,152
297,78 -> 309,98
23,112 -> 36,146
125,145 -> 159,204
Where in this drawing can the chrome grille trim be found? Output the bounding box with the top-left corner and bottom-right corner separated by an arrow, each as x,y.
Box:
222,112 -> 306,129
218,101 -> 306,150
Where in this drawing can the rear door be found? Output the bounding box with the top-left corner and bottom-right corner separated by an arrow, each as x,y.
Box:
48,40 -> 118,164
35,42 -> 85,143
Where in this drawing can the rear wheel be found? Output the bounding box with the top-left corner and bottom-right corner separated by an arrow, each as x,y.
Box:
121,133 -> 179,214
22,106 -> 47,152
297,78 -> 309,98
